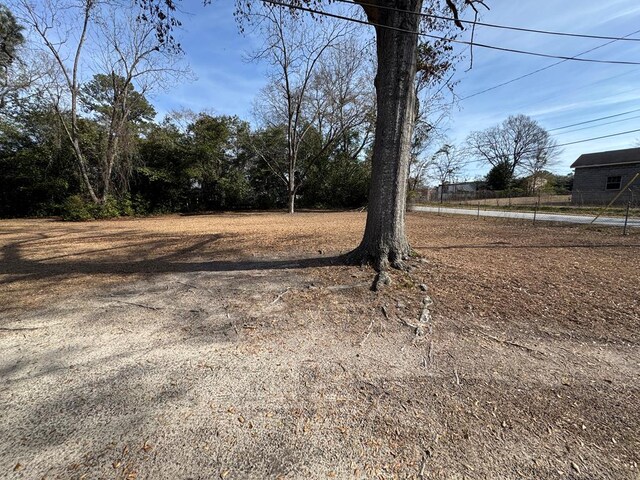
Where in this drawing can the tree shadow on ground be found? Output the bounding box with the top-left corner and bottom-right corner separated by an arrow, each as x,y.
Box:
0,227 -> 343,287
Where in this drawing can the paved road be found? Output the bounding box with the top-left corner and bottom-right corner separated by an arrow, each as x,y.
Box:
411,205 -> 640,228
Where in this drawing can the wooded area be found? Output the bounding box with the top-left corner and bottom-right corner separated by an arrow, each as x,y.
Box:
1,2 -> 378,219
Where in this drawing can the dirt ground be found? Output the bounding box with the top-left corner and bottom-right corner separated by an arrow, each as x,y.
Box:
1,212 -> 638,480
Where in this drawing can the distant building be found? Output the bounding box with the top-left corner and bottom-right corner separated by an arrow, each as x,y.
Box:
570,147 -> 640,205
436,180 -> 485,201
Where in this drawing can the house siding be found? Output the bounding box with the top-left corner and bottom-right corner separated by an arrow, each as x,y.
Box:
572,163 -> 640,205
436,182 -> 484,201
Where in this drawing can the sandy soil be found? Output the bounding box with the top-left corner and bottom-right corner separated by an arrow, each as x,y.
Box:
0,211 -> 638,479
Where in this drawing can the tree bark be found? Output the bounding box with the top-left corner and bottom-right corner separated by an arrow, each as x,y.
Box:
348,0 -> 422,270
288,155 -> 296,213
288,187 -> 295,214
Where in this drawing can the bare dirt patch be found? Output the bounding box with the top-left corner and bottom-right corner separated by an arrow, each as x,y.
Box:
1,212 -> 638,479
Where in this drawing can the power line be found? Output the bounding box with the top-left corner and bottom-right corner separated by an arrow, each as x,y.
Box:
554,114 -> 640,136
261,0 -> 640,66
548,108 -> 640,132
468,128 -> 640,166
333,0 -> 640,43
262,0 -> 640,153
517,69 -> 640,108
460,28 -> 640,100
553,128 -> 640,148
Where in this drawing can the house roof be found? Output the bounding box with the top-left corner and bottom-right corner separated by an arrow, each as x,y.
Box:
443,180 -> 485,186
570,147 -> 640,169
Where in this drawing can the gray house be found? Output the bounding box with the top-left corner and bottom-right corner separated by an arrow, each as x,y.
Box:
570,147 -> 640,205
436,180 -> 485,201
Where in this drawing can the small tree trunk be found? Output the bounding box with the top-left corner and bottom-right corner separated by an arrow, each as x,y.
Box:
71,139 -> 100,204
288,188 -> 295,214
288,158 -> 296,213
101,138 -> 118,203
348,0 -> 422,270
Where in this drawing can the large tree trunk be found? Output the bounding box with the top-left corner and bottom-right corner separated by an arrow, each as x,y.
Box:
348,0 -> 422,270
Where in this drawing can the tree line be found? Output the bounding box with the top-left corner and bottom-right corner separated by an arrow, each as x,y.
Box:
2,0 -> 467,221
0,2 -> 373,219
2,0 -> 565,225
0,102 -> 373,219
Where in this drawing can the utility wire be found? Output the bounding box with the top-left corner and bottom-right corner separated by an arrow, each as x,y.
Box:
553,128 -> 640,148
333,0 -> 640,43
467,127 -> 640,166
517,69 -> 639,108
261,0 -> 640,155
261,0 -> 640,66
548,108 -> 640,132
460,28 -> 640,100
553,114 -> 640,136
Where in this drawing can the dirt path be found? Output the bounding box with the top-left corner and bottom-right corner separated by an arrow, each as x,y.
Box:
1,212 -> 638,479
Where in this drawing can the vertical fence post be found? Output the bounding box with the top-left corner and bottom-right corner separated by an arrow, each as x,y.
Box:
623,201 -> 631,236
533,201 -> 538,224
477,202 -> 480,220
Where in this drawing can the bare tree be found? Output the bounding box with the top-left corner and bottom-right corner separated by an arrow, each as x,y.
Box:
430,143 -> 466,202
465,114 -> 559,180
520,140 -> 561,194
408,111 -> 449,195
407,155 -> 433,194
251,6 -> 373,213
408,34 -> 459,197
15,0 -> 186,203
308,36 -> 375,163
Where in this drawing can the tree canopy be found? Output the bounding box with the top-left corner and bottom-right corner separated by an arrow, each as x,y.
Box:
0,5 -> 24,70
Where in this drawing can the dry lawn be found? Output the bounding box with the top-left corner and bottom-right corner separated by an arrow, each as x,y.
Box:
0,212 -> 639,479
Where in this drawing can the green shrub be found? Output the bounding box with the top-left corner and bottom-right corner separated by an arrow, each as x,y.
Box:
93,197 -> 120,219
118,195 -> 135,216
131,193 -> 150,215
61,195 -> 94,221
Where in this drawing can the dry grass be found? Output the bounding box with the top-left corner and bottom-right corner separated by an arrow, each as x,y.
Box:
1,212 -> 639,479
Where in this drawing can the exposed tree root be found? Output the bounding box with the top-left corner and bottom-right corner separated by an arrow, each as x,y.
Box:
343,244 -> 411,271
372,270 -> 391,291
343,243 -> 412,291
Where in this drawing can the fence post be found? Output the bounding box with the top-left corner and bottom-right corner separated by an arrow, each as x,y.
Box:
477,202 -> 480,219
533,200 -> 538,224
623,201 -> 631,236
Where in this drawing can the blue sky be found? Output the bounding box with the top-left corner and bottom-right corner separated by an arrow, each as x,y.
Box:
154,0 -> 640,177
152,0 -> 269,116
